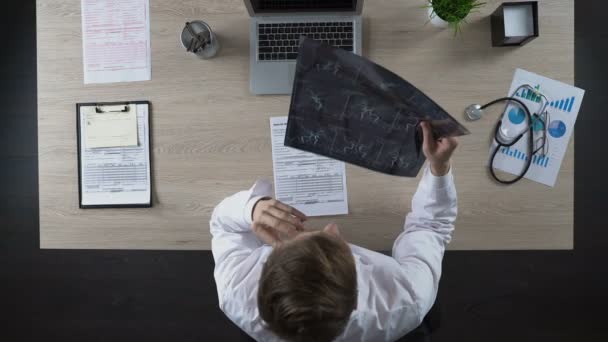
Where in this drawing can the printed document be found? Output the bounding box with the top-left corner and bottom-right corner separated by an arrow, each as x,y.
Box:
80,104 -> 151,206
81,0 -> 151,84
270,116 -> 348,216
83,105 -> 138,148
491,69 -> 585,187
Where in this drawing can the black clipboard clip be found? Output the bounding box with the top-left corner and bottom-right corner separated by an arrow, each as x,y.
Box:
95,104 -> 130,113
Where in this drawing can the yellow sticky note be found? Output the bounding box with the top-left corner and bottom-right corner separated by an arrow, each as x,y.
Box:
84,105 -> 138,148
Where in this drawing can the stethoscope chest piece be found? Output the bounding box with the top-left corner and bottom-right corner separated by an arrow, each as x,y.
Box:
464,104 -> 484,121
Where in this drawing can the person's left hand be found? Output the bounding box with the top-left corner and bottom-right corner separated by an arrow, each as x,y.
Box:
251,198 -> 307,246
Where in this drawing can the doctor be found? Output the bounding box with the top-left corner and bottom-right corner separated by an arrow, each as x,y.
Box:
210,122 -> 459,342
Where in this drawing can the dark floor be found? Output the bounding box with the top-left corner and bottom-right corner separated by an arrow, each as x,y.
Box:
1,1 -> 607,341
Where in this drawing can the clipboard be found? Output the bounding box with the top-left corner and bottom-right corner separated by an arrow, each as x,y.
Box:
76,101 -> 152,209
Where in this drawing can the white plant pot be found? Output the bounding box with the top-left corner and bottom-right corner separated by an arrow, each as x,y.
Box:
428,6 -> 449,28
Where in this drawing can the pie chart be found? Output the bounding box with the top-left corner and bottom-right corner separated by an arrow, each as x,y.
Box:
548,120 -> 567,138
508,107 -> 525,125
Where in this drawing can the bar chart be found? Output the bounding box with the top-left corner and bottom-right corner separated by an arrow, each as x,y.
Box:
548,96 -> 576,112
499,146 -> 549,168
515,85 -> 543,103
514,84 -> 577,113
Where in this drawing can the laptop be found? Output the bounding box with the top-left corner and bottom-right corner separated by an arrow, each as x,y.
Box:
244,0 -> 364,95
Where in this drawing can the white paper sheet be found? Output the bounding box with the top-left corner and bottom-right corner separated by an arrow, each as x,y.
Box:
81,0 -> 151,84
270,116 -> 348,216
80,104 -> 151,206
83,105 -> 138,148
491,69 -> 585,187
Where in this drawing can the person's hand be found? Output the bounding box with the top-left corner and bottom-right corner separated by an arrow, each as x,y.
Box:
420,121 -> 459,176
251,198 -> 307,246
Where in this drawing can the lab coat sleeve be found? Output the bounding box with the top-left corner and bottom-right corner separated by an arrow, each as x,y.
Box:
392,166 -> 457,324
210,179 -> 273,304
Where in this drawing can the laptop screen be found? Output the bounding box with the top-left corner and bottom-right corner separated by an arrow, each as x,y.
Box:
250,0 -> 357,13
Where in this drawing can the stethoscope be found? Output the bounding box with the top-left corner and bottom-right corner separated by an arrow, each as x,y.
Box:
464,84 -> 550,184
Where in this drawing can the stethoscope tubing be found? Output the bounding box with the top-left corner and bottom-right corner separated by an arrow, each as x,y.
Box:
484,97 -> 535,184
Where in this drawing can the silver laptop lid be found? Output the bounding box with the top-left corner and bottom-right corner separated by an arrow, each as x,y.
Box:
244,0 -> 363,17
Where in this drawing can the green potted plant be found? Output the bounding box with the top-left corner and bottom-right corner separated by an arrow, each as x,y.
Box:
426,0 -> 485,34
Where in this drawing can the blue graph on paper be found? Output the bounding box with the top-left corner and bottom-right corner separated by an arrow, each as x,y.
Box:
514,85 -> 577,113
499,146 -> 549,168
494,69 -> 586,186
515,85 -> 543,103
548,96 -> 576,113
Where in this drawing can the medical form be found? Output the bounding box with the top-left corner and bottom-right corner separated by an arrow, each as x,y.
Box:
270,116 -> 348,216
81,0 -> 152,84
78,103 -> 152,207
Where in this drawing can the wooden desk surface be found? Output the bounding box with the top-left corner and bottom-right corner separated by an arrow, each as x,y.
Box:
37,0 -> 574,250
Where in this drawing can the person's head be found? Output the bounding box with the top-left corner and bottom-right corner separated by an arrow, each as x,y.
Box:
257,224 -> 357,342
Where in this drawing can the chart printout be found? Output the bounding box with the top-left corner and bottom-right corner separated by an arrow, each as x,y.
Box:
492,69 -> 585,186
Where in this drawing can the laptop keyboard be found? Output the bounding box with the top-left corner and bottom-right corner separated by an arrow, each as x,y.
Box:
258,21 -> 354,61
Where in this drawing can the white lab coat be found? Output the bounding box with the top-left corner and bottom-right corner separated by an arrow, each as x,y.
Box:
210,167 -> 457,342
